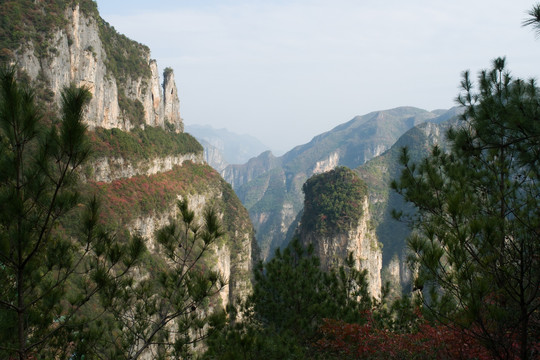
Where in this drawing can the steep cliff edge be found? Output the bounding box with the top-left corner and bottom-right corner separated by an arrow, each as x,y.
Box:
295,167 -> 382,298
4,1 -> 182,131
90,161 -> 256,306
0,0 -> 255,310
198,138 -> 230,172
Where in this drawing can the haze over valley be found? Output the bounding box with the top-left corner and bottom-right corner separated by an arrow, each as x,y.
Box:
0,1 -> 538,359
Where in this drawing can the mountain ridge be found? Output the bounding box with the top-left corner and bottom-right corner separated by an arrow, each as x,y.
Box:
226,106 -> 455,260
356,107 -> 463,290
1,0 -> 257,346
186,123 -> 271,170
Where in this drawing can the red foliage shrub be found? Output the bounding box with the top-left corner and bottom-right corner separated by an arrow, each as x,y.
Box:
88,162 -> 220,226
316,314 -> 495,360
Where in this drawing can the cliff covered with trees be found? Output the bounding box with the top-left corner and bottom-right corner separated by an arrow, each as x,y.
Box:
1,0 -> 181,131
1,1 -> 539,359
0,1 -> 256,358
297,167 -> 382,298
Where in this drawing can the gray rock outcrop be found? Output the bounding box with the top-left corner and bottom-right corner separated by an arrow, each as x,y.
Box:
13,4 -> 182,132
298,197 -> 382,298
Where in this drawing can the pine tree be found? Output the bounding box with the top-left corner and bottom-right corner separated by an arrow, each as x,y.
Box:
100,199 -> 227,360
203,238 -> 373,359
0,67 -> 143,360
523,3 -> 540,36
392,58 -> 540,359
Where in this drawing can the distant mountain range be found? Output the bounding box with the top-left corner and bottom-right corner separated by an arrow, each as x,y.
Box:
356,108 -> 462,288
185,124 -> 271,171
221,106 -> 461,261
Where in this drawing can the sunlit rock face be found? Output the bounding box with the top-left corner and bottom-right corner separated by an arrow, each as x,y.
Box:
11,1 -> 255,310
298,197 -> 382,298
295,168 -> 382,298
14,4 -> 183,132
87,153 -> 204,183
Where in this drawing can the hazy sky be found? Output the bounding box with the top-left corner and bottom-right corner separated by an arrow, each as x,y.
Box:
96,0 -> 540,153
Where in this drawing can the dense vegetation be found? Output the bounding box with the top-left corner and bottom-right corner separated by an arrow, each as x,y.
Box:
117,91 -> 146,126
0,0 -> 101,61
0,0 -> 67,60
203,238 -> 498,360
0,0 -> 153,128
301,167 -> 367,235
392,58 -> 540,359
0,66 -> 143,360
96,16 -> 152,82
0,67 -> 249,360
89,125 -> 203,162
89,162 -> 222,225
203,239 -> 375,359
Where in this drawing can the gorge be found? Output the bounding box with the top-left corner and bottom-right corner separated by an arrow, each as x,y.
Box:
2,1 -> 537,359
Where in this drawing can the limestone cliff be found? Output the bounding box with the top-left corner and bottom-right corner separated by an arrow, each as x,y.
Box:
89,152 -> 204,182
10,2 -> 182,132
98,167 -> 255,306
299,197 -> 382,298
2,0 -> 255,308
296,167 -> 382,298
311,151 -> 341,175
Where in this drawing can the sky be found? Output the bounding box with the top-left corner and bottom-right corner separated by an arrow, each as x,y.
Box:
96,0 -> 540,153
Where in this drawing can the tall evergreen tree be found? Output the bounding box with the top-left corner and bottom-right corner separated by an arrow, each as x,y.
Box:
392,58 -> 540,359
97,199 -> 227,360
523,3 -> 540,36
0,67 -> 143,360
203,238 -> 373,359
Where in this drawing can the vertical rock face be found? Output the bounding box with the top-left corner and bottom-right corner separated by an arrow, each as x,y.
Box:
163,68 -> 183,131
311,151 -> 341,175
6,0 -> 256,310
296,167 -> 382,298
197,138 -> 229,172
123,186 -> 255,306
88,153 -> 205,183
299,197 -> 382,298
13,4 -> 183,132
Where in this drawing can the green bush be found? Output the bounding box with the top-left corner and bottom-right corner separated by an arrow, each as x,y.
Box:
97,17 -> 151,82
117,91 -> 145,126
302,166 -> 367,235
89,126 -> 203,161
